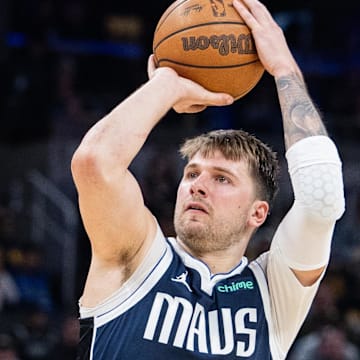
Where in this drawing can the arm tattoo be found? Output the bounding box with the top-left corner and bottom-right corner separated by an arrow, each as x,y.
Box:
276,73 -> 328,150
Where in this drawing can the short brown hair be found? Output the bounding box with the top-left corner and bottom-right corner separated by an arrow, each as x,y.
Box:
179,129 -> 279,206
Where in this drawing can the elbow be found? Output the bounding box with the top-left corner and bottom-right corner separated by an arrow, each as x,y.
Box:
321,175 -> 346,221
71,145 -> 103,185
291,162 -> 346,222
71,143 -> 127,188
298,188 -> 345,223
332,192 -> 346,221
323,198 -> 345,222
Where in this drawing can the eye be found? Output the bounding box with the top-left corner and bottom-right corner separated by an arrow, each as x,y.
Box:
216,175 -> 230,184
186,171 -> 198,179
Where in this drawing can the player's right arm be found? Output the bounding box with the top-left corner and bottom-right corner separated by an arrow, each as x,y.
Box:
71,59 -> 233,306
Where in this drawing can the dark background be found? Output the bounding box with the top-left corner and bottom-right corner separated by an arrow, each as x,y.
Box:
0,0 -> 359,359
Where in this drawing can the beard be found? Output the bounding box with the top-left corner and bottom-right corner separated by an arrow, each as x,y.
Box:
173,207 -> 249,256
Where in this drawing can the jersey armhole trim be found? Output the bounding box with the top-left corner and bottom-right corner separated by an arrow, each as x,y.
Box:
249,260 -> 286,360
79,224 -> 173,324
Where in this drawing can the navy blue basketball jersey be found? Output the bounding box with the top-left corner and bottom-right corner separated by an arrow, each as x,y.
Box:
77,237 -> 275,359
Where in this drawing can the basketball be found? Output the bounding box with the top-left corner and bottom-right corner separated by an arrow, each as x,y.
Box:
153,0 -> 264,100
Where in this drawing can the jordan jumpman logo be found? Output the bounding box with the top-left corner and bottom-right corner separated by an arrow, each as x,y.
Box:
171,271 -> 193,292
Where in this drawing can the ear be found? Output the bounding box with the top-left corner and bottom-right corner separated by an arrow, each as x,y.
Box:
248,200 -> 269,228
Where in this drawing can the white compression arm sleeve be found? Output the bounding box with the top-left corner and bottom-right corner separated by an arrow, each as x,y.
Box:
273,136 -> 345,270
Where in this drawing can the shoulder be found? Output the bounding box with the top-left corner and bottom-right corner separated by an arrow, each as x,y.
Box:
79,224 -> 175,317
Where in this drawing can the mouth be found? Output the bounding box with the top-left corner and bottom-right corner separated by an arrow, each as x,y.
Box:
186,202 -> 209,214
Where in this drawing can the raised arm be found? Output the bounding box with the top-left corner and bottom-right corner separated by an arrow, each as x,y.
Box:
233,0 -> 327,148
233,0 -> 345,285
233,1 -> 345,353
71,60 -> 233,305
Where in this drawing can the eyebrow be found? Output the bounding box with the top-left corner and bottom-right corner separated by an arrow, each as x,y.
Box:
184,163 -> 239,179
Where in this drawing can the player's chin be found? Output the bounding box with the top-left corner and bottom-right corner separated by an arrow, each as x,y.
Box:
176,215 -> 205,232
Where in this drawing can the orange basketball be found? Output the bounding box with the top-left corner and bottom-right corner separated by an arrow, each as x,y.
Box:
153,0 -> 264,100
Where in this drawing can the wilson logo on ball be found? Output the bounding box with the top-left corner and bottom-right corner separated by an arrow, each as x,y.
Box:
181,34 -> 256,56
153,0 -> 265,99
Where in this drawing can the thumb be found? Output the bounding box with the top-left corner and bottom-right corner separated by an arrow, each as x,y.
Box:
202,91 -> 234,106
147,54 -> 157,79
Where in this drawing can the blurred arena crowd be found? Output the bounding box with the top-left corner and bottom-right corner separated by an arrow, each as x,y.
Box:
0,0 -> 359,359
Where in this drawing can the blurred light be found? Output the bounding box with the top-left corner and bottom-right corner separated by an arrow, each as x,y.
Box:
105,15 -> 143,40
6,32 -> 26,47
5,32 -> 144,59
48,35 -> 144,59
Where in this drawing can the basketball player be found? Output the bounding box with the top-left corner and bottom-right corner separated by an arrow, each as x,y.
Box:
72,0 -> 345,358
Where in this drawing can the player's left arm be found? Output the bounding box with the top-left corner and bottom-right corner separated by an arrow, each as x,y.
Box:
274,73 -> 345,285
259,72 -> 345,356
262,78 -> 345,353
234,0 -> 345,285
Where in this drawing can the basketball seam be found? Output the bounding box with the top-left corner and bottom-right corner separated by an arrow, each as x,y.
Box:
156,58 -> 261,69
153,21 -> 247,51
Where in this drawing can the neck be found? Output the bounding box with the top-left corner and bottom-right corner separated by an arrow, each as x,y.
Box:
176,237 -> 249,275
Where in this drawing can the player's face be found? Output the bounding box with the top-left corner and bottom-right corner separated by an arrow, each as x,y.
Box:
174,150 -> 258,254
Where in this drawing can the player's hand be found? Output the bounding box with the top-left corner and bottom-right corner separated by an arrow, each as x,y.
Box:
233,0 -> 302,79
147,55 -> 233,113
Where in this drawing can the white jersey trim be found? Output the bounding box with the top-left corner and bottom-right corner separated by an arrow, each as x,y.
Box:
168,237 -> 248,296
249,260 -> 285,360
89,326 -> 97,360
80,225 -> 173,327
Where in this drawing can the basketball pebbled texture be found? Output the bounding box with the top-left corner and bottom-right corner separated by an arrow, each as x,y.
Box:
153,0 -> 265,100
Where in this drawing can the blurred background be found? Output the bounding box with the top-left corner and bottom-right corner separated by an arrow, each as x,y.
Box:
0,0 -> 359,359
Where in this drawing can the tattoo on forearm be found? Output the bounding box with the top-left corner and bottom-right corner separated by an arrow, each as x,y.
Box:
276,73 -> 328,149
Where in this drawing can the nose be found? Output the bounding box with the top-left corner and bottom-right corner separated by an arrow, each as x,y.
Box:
190,175 -> 208,197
